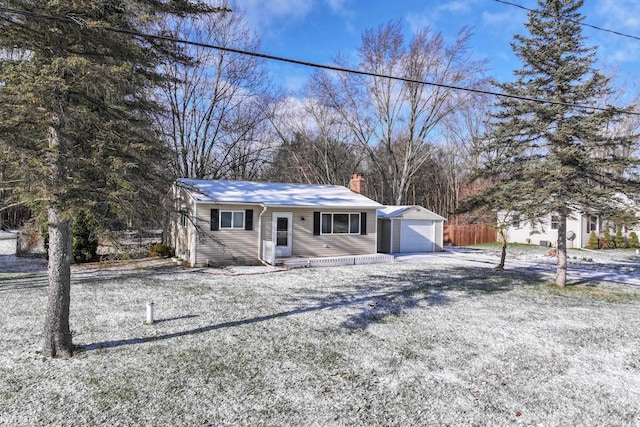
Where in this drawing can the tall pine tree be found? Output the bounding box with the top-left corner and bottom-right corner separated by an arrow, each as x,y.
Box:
473,0 -> 639,286
0,1 -> 221,357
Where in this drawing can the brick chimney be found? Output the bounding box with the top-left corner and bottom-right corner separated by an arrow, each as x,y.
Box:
349,173 -> 366,195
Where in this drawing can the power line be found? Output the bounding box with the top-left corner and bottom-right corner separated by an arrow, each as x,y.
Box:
0,5 -> 639,117
495,0 -> 640,42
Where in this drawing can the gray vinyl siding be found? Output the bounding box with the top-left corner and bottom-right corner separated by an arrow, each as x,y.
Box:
434,221 -> 444,251
192,205 -> 378,265
377,206 -> 446,254
392,219 -> 401,253
167,185 -> 196,264
195,203 -> 260,266
284,208 -> 377,258
377,219 -> 391,253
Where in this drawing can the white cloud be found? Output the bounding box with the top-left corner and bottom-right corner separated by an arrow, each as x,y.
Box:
481,11 -> 517,28
405,12 -> 434,34
324,0 -> 347,14
595,0 -> 640,31
235,0 -> 315,32
605,43 -> 640,64
406,1 -> 480,34
438,0 -> 475,13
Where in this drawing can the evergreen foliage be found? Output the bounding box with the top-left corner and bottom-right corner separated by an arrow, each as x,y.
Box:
614,228 -> 626,249
628,231 -> 639,249
72,212 -> 99,263
470,0 -> 639,285
0,0 -> 219,357
586,231 -> 599,250
602,229 -> 613,249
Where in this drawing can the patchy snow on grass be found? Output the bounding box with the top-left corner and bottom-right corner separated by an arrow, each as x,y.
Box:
0,254 -> 639,426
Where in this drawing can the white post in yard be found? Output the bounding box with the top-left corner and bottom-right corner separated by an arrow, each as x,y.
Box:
145,302 -> 155,325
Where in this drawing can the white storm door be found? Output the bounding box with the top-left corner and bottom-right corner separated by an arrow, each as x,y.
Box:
273,212 -> 293,257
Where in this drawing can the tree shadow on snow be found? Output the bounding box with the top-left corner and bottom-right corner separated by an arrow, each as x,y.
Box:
78,265 -> 547,353
297,265 -> 548,330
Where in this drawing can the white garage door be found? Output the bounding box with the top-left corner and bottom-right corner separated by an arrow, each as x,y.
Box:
400,220 -> 434,253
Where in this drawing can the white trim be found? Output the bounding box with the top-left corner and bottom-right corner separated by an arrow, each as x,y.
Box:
257,205 -> 268,264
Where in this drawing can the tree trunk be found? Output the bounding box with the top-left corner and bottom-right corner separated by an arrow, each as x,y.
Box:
555,210 -> 567,287
43,204 -> 74,358
496,228 -> 507,270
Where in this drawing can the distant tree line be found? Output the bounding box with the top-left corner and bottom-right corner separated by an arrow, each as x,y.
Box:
2,1 -> 638,231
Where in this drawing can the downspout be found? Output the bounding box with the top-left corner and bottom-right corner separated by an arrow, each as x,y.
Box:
191,200 -> 198,267
257,204 -> 269,265
390,219 -> 395,255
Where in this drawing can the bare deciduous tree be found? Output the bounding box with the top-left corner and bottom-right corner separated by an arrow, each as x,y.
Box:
158,3 -> 273,180
265,96 -> 361,186
311,21 -> 487,205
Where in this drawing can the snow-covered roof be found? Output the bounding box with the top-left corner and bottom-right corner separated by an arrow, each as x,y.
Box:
377,205 -> 446,221
177,178 -> 383,209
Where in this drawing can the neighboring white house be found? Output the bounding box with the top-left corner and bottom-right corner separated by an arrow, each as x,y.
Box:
166,176 -> 384,266
500,207 -> 639,248
377,205 -> 446,253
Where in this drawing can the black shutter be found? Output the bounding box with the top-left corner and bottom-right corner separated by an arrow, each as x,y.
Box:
313,212 -> 321,236
210,209 -> 219,231
360,212 -> 367,235
245,209 -> 254,230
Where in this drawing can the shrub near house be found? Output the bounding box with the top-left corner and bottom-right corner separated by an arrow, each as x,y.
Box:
614,228 -> 626,249
587,231 -> 599,250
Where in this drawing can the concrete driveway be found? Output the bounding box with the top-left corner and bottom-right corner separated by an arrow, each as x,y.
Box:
392,248 -> 640,287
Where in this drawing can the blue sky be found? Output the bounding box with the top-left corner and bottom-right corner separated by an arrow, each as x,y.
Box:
234,0 -> 640,95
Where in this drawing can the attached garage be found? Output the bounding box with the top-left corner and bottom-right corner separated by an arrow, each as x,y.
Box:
377,205 -> 446,254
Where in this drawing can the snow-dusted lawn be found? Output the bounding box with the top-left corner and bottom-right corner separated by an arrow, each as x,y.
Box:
1,255 -> 639,426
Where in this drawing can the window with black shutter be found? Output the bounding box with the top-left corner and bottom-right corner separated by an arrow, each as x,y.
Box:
245,209 -> 254,230
313,212 -> 321,235
316,212 -> 362,234
210,209 -> 219,231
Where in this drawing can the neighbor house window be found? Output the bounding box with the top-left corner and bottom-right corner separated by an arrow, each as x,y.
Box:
511,213 -> 521,228
180,211 -> 187,227
551,215 -> 559,230
587,215 -> 598,233
220,211 -> 245,229
321,213 -> 360,234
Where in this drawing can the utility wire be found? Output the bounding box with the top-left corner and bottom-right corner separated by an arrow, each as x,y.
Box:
0,5 -> 638,117
495,0 -> 640,42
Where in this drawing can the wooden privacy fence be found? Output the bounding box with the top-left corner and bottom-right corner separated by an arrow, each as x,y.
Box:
444,223 -> 496,246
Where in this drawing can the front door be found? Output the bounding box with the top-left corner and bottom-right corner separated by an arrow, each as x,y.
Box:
273,212 -> 293,257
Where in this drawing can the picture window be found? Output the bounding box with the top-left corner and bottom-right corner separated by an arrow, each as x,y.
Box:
321,213 -> 360,234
